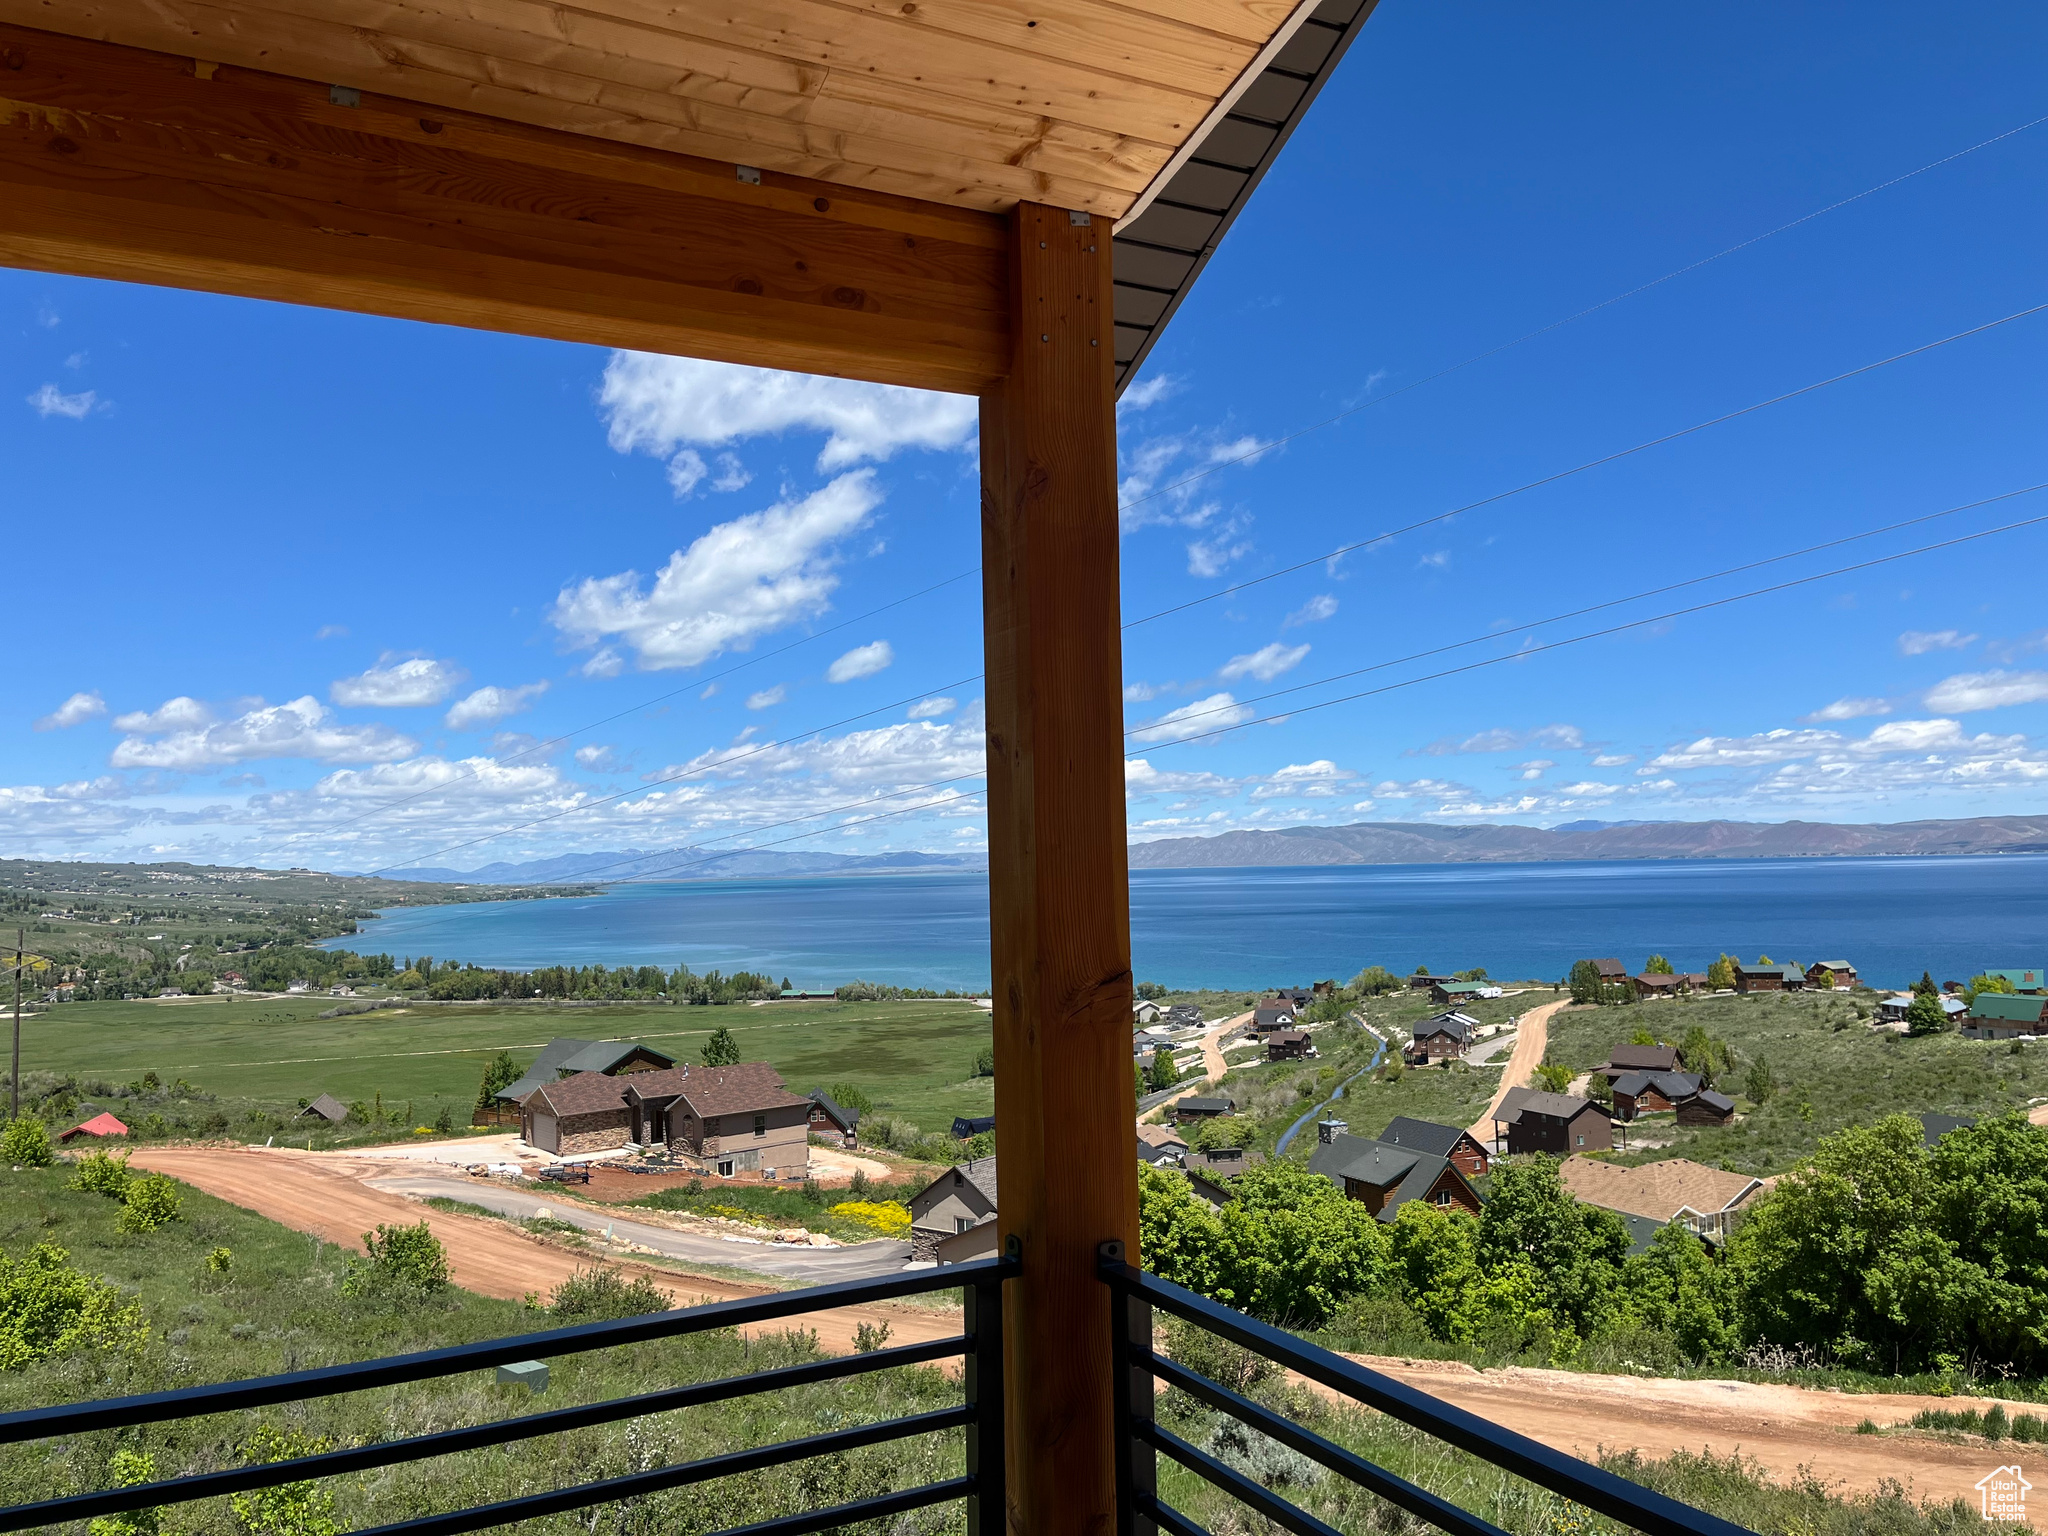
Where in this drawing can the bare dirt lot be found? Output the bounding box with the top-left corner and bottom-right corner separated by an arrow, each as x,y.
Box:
1334,1354 -> 2030,1521
132,1147 -> 953,1355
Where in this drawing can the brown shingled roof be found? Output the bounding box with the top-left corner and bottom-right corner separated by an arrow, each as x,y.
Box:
1559,1155 -> 1763,1223
621,1062 -> 812,1120
530,1070 -> 631,1118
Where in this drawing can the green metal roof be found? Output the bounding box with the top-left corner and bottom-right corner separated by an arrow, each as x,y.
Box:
1986,968 -> 2046,991
1967,992 -> 2045,1023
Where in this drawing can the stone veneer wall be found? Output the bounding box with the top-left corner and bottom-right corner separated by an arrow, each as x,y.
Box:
555,1110 -> 630,1155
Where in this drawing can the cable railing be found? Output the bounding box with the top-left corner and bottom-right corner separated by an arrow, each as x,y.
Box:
0,1254 -> 1016,1536
1098,1242 -> 1757,1536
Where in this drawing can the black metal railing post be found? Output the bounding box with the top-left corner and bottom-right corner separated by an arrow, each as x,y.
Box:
964,1237 -> 1012,1536
1099,1240 -> 1156,1536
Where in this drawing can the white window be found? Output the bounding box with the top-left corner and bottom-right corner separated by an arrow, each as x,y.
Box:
955,1216 -> 975,1234
718,1160 -> 733,1177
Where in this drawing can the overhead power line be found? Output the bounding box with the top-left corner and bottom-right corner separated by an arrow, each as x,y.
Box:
1115,110 -> 2048,518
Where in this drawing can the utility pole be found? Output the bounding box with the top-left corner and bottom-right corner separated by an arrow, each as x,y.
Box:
11,929 -> 20,1123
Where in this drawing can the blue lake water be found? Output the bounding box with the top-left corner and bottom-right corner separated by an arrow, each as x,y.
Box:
326,855 -> 2048,993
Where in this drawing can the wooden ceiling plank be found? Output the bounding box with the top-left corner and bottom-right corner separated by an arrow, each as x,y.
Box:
0,24 -> 1009,389
1088,0 -> 1298,47
5,0 -> 1156,210
825,0 -> 1257,99
2,20 -> 1009,247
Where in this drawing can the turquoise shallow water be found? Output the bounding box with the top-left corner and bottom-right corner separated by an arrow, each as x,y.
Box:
326,853 -> 2048,993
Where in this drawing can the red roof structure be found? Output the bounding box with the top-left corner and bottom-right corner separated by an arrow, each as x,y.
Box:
59,1112 -> 131,1142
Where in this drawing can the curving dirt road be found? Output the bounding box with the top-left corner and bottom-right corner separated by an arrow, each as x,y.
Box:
1467,998 -> 1565,1145
1142,1009 -> 1250,1125
132,1148 -> 953,1355
1325,1353 -> 2030,1520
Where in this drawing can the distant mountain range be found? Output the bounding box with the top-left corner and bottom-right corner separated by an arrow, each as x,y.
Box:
1126,816 -> 2048,869
383,848 -> 988,884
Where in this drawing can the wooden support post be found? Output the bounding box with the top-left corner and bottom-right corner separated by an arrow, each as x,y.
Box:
980,200 -> 1137,1535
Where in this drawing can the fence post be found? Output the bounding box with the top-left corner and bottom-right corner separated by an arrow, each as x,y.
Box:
965,1248 -> 1009,1536
1099,1241 -> 1156,1536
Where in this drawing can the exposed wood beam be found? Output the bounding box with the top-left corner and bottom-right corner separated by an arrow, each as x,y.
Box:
0,23 -> 1008,391
980,201 -> 1136,1534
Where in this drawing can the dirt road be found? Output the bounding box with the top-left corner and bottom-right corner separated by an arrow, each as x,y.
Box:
1142,1009 -> 1250,1124
1467,999 -> 1565,1144
132,1148 -> 953,1354
1329,1353 -> 2027,1519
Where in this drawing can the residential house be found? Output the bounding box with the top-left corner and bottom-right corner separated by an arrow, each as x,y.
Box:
219,971 -> 245,988
1595,1043 -> 1681,1082
806,1089 -> 861,1148
286,979 -> 310,994
908,1158 -> 998,1263
1678,973 -> 1711,993
1875,993 -> 1966,1026
1919,1113 -> 1975,1146
1185,1146 -> 1257,1180
1590,958 -> 1628,983
1805,960 -> 1857,990
1986,967 -> 2046,994
1492,1089 -> 1612,1155
951,1115 -> 997,1139
1279,987 -> 1315,1011
58,1112 -> 130,1142
295,1093 -> 349,1124
1962,992 -> 2048,1040
1173,1095 -> 1234,1124
521,1072 -> 635,1156
1185,1170 -> 1235,1212
1430,979 -> 1490,1006
1165,1003 -> 1205,1028
1734,962 -> 1805,993
1133,1000 -> 1163,1026
1136,1123 -> 1188,1169
1675,1087 -> 1737,1126
1379,1115 -> 1490,1178
1558,1155 -> 1765,1244
328,984 -> 355,998
622,1063 -> 813,1176
495,1037 -> 680,1108
1311,980 -> 1338,997
1252,1001 -> 1297,1033
1308,1132 -> 1484,1220
1407,972 -> 1456,991
935,1220 -> 1003,1265
1266,1029 -> 1312,1062
1631,973 -> 1684,1001
1609,1070 -> 1704,1119
1406,1010 -> 1477,1064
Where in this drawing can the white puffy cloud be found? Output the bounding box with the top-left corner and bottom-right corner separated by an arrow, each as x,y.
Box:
746,685 -> 787,711
1219,642 -> 1309,682
315,755 -> 565,802
1129,693 -> 1252,744
550,473 -> 881,672
1590,753 -> 1634,767
34,692 -> 106,730
908,697 -> 957,720
1118,374 -> 1178,412
1804,696 -> 1892,723
446,682 -> 549,730
1125,758 -> 1240,799
600,352 -> 975,473
1645,728 -> 1841,771
1123,682 -> 1158,703
111,697 -> 213,734
1923,670 -> 2048,713
27,384 -> 99,420
1899,629 -> 1977,656
1284,595 -> 1338,628
664,448 -> 752,498
331,657 -> 466,708
1186,517 -> 1253,578
1249,760 -> 1354,800
574,744 -> 614,768
1513,760 -> 1554,781
110,697 -> 416,769
1418,724 -> 1584,756
1554,781 -> 1624,796
827,641 -> 894,683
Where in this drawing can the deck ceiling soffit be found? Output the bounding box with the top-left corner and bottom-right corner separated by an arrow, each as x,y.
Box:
1111,0 -> 1375,395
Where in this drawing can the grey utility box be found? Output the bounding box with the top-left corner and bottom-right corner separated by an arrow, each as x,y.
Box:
497,1360 -> 549,1393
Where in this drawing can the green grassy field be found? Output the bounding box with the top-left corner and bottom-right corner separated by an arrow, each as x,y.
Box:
20,996 -> 996,1133
1544,989 -> 2048,1174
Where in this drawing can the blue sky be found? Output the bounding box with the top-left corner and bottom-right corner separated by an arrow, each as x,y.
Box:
4,0 -> 2045,874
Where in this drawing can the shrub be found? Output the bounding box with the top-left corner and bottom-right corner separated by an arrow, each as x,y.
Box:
828,1200 -> 912,1237
826,1083 -> 876,1117
0,1241 -> 149,1369
1532,1063 -> 1573,1093
228,1424 -> 338,1536
544,1267 -> 673,1321
87,1448 -> 161,1536
1164,1315 -> 1275,1397
117,1174 -> 183,1234
433,1105 -> 454,1134
1,1118 -> 53,1168
70,1149 -> 133,1199
206,1247 -> 233,1275
340,1221 -> 448,1297
852,1320 -> 892,1353
970,1047 -> 996,1078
